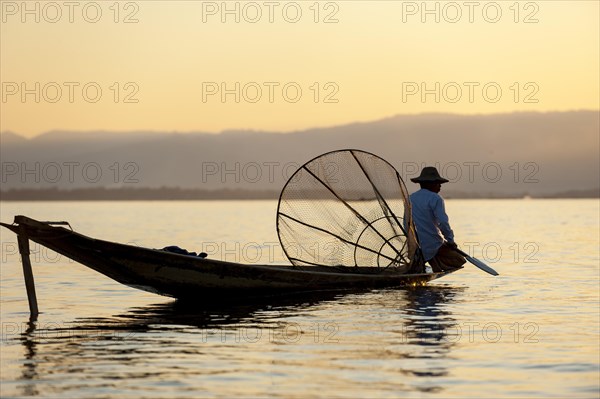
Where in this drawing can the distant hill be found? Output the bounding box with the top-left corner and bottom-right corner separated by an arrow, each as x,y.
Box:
1,111 -> 598,197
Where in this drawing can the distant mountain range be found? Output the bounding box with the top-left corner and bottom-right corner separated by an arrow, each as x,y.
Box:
1,111 -> 599,198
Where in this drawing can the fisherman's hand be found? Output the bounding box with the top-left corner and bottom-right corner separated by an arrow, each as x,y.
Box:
446,241 -> 458,250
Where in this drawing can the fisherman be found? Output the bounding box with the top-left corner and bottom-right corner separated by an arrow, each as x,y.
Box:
409,166 -> 466,272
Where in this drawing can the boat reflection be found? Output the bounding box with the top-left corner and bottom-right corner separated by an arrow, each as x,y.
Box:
16,285 -> 464,397
18,320 -> 40,397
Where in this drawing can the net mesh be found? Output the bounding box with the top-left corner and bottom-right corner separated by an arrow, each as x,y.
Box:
277,149 -> 421,273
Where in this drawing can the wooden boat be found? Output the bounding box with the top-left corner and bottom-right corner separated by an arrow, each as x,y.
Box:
1,216 -> 458,302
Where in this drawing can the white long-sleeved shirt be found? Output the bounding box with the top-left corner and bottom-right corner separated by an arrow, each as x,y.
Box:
409,189 -> 455,261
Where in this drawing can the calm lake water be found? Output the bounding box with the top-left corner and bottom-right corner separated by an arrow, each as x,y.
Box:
1,200 -> 598,398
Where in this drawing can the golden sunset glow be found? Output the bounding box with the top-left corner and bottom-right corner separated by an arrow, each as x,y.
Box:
1,1 -> 598,137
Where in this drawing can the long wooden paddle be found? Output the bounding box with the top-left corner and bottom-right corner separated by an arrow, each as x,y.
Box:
454,248 -> 499,276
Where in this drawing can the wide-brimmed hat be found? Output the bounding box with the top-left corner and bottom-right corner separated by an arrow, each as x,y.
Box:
410,166 -> 449,184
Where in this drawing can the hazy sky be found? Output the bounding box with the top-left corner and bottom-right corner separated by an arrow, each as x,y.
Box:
1,1 -> 599,137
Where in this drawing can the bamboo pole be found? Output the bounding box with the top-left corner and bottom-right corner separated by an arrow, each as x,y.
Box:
17,225 -> 39,318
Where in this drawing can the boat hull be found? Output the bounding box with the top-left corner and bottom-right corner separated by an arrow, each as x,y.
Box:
1,216 -> 459,299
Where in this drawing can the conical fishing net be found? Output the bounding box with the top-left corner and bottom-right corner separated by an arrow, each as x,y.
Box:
277,149 -> 422,273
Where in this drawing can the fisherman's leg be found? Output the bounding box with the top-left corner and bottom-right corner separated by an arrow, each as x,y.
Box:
438,244 -> 466,269
429,244 -> 466,271
428,256 -> 444,273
